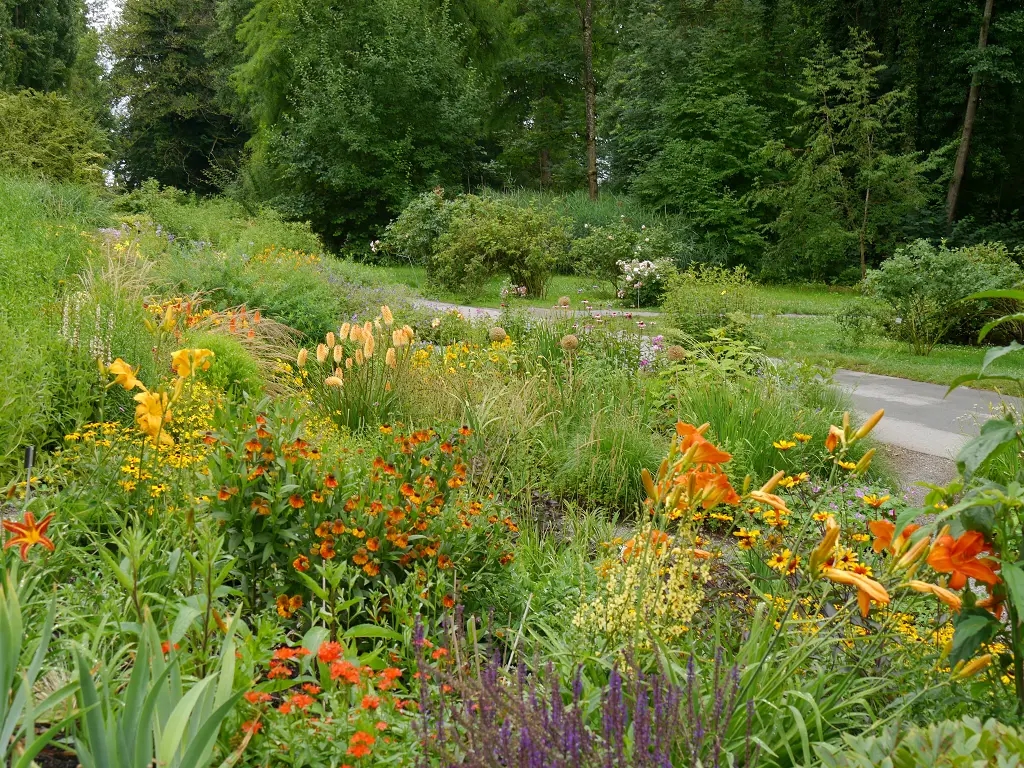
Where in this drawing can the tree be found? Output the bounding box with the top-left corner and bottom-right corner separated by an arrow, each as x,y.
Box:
946,0 -> 994,225
109,0 -> 247,191
757,32 -> 933,281
235,0 -> 484,245
0,0 -> 82,91
579,0 -> 597,199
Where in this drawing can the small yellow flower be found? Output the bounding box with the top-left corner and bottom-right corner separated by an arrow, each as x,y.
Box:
773,439 -> 797,451
792,432 -> 811,442
838,460 -> 857,470
862,493 -> 890,508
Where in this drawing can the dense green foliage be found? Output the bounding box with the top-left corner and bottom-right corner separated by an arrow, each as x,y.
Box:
0,89 -> 107,184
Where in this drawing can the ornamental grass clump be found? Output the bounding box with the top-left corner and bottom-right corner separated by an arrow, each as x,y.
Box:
296,305 -> 414,431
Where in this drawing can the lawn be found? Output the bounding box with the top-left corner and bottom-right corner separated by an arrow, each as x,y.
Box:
758,314 -> 1024,392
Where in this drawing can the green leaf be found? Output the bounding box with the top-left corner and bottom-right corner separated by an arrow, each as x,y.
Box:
75,651 -> 112,768
980,342 -> 1024,372
950,609 -> 1000,665
170,605 -> 202,645
966,289 -> 1024,302
176,691 -> 245,768
960,505 -> 996,537
956,418 -> 1020,478
1002,562 -> 1024,624
157,676 -> 215,763
979,316 -> 1024,343
343,625 -> 402,641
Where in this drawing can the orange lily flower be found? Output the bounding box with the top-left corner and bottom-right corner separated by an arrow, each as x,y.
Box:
823,567 -> 890,617
3,512 -> 55,560
927,531 -> 1000,589
869,520 -> 919,555
825,425 -> 844,453
679,469 -> 740,509
978,591 -> 1005,621
676,422 -> 731,465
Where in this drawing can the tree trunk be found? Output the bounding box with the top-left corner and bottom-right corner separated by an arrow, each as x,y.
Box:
581,0 -> 598,200
540,147 -> 552,189
860,186 -> 871,280
946,0 -> 995,226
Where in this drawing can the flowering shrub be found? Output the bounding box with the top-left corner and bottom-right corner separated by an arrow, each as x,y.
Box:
204,400 -> 516,619
235,637 -> 417,767
616,258 -> 674,307
296,306 -> 414,431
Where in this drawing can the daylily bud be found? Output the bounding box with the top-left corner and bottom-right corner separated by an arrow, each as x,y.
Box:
641,468 -> 657,502
761,470 -> 785,494
854,409 -> 884,440
895,535 -> 930,569
955,654 -> 992,679
854,448 -> 875,474
810,517 -> 840,576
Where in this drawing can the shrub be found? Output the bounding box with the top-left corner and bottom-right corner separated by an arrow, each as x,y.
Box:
188,331 -> 265,399
115,180 -> 324,256
429,196 -> 569,297
814,717 -> 1024,767
378,188 -> 454,265
617,257 -> 675,307
0,91 -> 108,185
662,265 -> 759,340
864,239 -> 1023,355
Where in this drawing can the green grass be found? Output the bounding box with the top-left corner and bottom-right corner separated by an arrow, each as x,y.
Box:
750,284 -> 857,315
760,315 -> 1024,392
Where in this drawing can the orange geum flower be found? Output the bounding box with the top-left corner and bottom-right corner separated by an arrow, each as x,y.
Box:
927,530 -> 1001,589
3,512 -> 54,561
361,695 -> 380,710
289,693 -> 315,710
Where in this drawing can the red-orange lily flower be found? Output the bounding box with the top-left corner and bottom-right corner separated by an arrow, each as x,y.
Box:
3,512 -> 55,560
926,530 -> 1000,590
869,520 -> 919,555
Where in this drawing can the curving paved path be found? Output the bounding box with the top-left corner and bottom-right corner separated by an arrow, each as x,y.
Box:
413,299 -> 1021,461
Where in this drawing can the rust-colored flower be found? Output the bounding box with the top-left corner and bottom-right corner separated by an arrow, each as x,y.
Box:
324,473 -> 338,489
442,595 -> 455,609
2,512 -> 54,561
319,540 -> 336,560
330,660 -> 360,684
367,537 -> 380,552
363,561 -> 381,577
288,494 -> 305,509
318,641 -> 342,664
927,530 -> 1001,589
293,555 -> 310,572
347,731 -> 375,758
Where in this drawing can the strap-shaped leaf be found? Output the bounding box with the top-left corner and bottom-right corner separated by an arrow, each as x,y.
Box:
966,289 -> 1024,302
76,651 -> 112,768
176,691 -> 245,768
157,676 -> 216,763
979,314 -> 1024,343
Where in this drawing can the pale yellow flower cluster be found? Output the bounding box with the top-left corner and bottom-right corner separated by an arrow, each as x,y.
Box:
573,525 -> 710,648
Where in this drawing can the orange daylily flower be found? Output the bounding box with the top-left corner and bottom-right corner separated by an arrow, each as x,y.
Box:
869,520 -> 919,555
676,422 -> 731,465
926,530 -> 1001,590
2,512 -> 55,560
825,425 -> 844,453
822,567 -> 890,617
